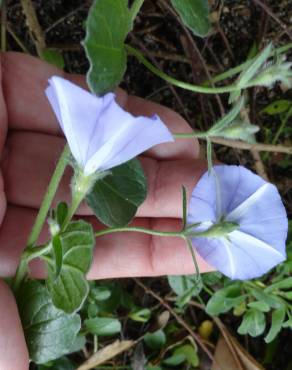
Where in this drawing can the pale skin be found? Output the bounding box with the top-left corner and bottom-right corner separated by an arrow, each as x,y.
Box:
0,52 -> 213,369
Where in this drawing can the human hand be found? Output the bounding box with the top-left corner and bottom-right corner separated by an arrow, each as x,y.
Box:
0,52 -> 212,369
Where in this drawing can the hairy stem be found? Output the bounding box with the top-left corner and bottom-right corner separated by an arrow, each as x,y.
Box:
13,145 -> 70,292
173,133 -> 292,154
27,145 -> 70,246
126,44 -> 240,94
95,226 -> 183,238
203,43 -> 292,86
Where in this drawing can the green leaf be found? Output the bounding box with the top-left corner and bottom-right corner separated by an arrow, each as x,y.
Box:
206,284 -> 246,316
168,275 -> 202,298
248,301 -> 270,312
208,98 -> 245,135
237,309 -> 266,337
170,0 -> 210,37
250,288 -> 283,309
173,344 -> 199,367
83,0 -> 133,95
52,235 -> 63,279
38,357 -> 76,370
129,308 -> 151,322
260,99 -> 292,115
265,306 -> 286,343
46,220 -> 95,313
229,43 -> 273,103
282,316 -> 292,329
207,98 -> 259,143
84,317 -> 121,336
264,277 -> 292,293
17,281 -> 81,364
202,271 -> 222,285
163,353 -> 186,366
238,43 -> 273,89
89,282 -> 122,313
144,330 -> 166,350
217,120 -> 259,143
207,138 -> 212,172
130,0 -> 144,21
87,303 -> 99,318
91,286 -> 112,301
56,202 -> 68,228
87,159 -> 147,227
233,301 -> 247,316
68,334 -> 86,353
40,49 -> 65,69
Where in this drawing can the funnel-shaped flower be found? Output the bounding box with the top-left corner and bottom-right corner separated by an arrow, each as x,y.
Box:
46,76 -> 174,175
187,165 -> 288,280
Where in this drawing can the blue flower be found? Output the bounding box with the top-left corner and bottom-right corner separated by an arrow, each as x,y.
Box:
46,76 -> 174,176
187,165 -> 288,280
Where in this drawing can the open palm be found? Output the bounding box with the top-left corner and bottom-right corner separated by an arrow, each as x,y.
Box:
0,52 -> 211,369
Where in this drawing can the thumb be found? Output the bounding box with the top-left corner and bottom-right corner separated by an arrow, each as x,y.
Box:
0,280 -> 29,370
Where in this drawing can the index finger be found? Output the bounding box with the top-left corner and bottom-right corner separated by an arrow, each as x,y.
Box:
2,52 -> 199,160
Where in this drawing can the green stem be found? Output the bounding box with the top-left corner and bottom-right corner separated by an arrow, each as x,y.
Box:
95,227 -> 205,279
62,170 -> 101,230
27,144 -> 70,246
203,43 -> 292,86
62,190 -> 84,230
12,260 -> 27,293
174,132 -> 207,139
95,226 -> 183,238
95,221 -> 238,240
126,43 -> 292,95
12,145 -> 70,292
126,44 -> 240,94
186,237 -> 201,278
273,106 -> 292,145
12,243 -> 52,293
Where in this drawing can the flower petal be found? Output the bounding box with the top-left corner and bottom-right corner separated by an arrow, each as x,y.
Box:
227,182 -> 288,256
191,236 -> 237,277
46,76 -> 173,175
187,171 -> 217,225
212,165 -> 266,216
228,230 -> 285,279
45,76 -> 106,167
186,165 -> 266,224
188,164 -> 288,280
192,230 -> 285,280
84,110 -> 174,174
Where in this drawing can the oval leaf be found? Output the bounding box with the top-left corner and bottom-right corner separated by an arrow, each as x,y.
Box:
260,99 -> 292,115
87,159 -> 147,227
144,330 -> 166,350
52,235 -> 63,279
206,284 -> 246,316
264,306 -> 286,343
237,309 -> 266,337
17,281 -> 81,364
84,317 -> 121,336
170,0 -> 210,37
46,220 -> 95,313
83,0 -> 133,94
